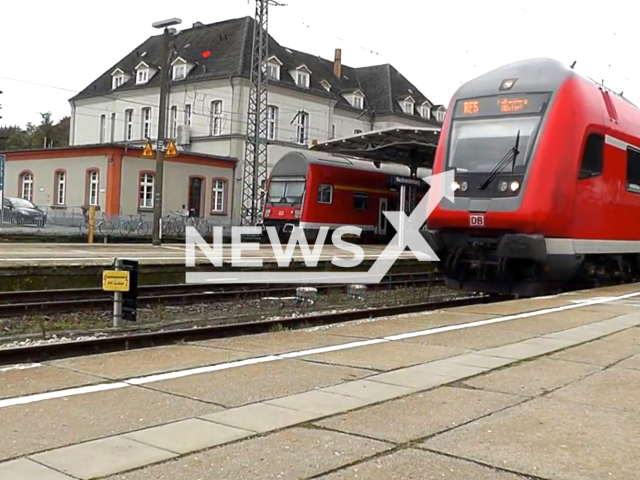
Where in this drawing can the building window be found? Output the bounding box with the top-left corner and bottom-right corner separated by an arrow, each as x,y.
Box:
55,170 -> 66,205
296,111 -> 308,144
19,172 -> 34,202
137,69 -> 148,84
142,108 -> 151,139
112,75 -> 124,89
99,114 -> 106,143
211,179 -> 227,213
579,133 -> 604,179
421,105 -> 431,119
354,129 -> 362,135
353,192 -> 368,210
267,106 -> 277,140
267,63 -> 280,80
124,109 -> 133,141
317,184 -> 332,204
184,104 -> 192,126
296,72 -> 310,88
169,106 -> 178,138
404,101 -> 414,114
173,64 -> 186,81
627,146 -> 640,192
87,170 -> 99,206
110,113 -> 116,142
210,101 -> 223,135
139,172 -> 154,208
331,124 -> 336,139
353,96 -> 363,109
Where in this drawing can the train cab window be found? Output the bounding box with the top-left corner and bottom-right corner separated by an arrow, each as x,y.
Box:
317,184 -> 333,204
353,192 -> 369,210
626,147 -> 640,193
579,133 -> 604,179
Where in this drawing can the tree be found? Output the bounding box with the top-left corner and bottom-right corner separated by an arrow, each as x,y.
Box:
0,112 -> 70,151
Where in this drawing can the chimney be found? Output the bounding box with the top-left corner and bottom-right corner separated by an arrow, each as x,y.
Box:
333,48 -> 342,79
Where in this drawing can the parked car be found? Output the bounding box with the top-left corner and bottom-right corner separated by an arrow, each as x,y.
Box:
2,197 -> 47,227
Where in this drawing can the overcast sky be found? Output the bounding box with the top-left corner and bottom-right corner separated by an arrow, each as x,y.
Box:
1,0 -> 638,128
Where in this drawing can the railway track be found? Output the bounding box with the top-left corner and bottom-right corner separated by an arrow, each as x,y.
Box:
0,272 -> 444,317
0,292 -> 508,365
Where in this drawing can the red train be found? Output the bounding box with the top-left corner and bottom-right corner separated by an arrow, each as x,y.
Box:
262,150 -> 430,243
423,57 -> 640,296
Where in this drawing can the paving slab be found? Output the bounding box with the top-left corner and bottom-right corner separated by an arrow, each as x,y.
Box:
31,436 -> 177,480
397,324 -> 535,350
0,385 -> 217,462
579,303 -> 640,315
102,427 -> 393,480
122,418 -> 254,455
550,338 -> 640,366
365,365 -> 458,390
547,367 -> 640,413
414,358 -> 490,379
444,352 -> 517,369
322,318 -> 457,339
422,397 -> 640,480
504,308 -> 619,334
316,448 -> 531,480
199,402 -> 321,433
315,386 -> 524,443
265,390 -> 372,415
301,340 -> 469,371
320,379 -> 419,402
0,364 -> 103,399
541,323 -> 624,342
0,458 -> 75,480
48,344 -> 253,380
462,358 -> 602,397
479,337 -> 576,360
145,358 -> 375,407
448,296 -> 574,315
193,330 -> 363,355
616,353 -> 640,371
599,327 -> 640,345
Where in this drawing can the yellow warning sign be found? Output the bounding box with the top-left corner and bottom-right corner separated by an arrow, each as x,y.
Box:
102,270 -> 130,292
142,140 -> 155,158
165,139 -> 178,157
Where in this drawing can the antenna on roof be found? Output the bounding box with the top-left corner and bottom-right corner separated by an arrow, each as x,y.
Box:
570,60 -> 576,69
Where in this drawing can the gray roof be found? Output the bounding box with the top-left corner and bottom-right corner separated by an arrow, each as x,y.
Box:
71,16 -> 443,125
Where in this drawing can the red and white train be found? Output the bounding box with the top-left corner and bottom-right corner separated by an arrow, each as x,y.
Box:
423,57 -> 640,296
262,150 -> 430,243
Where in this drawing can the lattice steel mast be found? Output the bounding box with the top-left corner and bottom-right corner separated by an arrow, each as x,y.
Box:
241,0 -> 283,226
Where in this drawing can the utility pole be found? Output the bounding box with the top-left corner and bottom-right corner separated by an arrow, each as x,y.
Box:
241,0 -> 284,226
151,18 -> 181,245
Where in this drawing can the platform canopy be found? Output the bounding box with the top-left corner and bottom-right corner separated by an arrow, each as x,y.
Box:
309,126 -> 441,172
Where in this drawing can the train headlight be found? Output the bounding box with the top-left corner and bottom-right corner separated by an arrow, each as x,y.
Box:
510,181 -> 520,192
294,210 -> 301,218
264,209 -> 272,216
452,181 -> 460,191
461,181 -> 468,191
499,181 -> 508,192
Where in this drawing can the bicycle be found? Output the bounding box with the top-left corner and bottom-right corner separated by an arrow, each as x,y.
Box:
119,214 -> 150,237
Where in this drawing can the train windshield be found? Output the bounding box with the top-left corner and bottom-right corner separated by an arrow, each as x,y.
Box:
448,116 -> 541,173
267,179 -> 306,205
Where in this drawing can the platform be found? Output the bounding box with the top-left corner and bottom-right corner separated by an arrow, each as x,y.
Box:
0,243 -> 426,290
2,283 -> 640,479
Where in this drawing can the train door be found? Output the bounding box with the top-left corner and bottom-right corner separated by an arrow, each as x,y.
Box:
378,198 -> 388,237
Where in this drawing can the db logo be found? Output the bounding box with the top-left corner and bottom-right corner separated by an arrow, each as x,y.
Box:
470,214 -> 485,226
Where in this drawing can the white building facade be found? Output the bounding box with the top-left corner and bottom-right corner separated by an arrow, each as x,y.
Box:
69,16 -> 445,224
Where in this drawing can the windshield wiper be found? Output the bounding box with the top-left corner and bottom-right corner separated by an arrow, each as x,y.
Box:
477,130 -> 521,190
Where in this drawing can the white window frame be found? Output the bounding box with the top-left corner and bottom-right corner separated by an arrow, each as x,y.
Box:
331,124 -> 336,139
142,108 -> 151,139
353,96 -> 363,109
317,184 -> 333,204
136,69 -> 148,84
99,114 -> 106,143
436,110 -> 445,122
112,75 -> 124,89
170,106 -> 178,138
267,106 -> 277,140
267,63 -> 280,80
404,101 -> 414,114
140,173 -> 154,209
88,170 -> 99,206
110,113 -> 116,142
210,101 -> 223,135
55,171 -> 66,205
296,111 -> 308,144
173,64 -> 186,81
421,105 -> 431,119
21,172 -> 33,201
296,71 -> 310,88
124,109 -> 133,141
184,104 -> 192,126
212,180 -> 226,213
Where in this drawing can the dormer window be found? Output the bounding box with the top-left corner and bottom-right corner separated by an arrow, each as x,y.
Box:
171,57 -> 191,81
135,61 -> 153,85
420,104 -> 431,119
435,109 -> 446,122
320,80 -> 331,92
402,96 -> 415,115
113,75 -> 124,89
353,96 -> 363,109
264,56 -> 282,80
111,68 -> 128,90
291,65 -> 312,89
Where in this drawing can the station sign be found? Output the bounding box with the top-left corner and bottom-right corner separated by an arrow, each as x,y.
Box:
102,270 -> 130,292
389,176 -> 423,190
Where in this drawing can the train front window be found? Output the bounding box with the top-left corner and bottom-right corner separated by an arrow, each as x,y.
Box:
267,180 -> 305,205
448,116 -> 541,173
